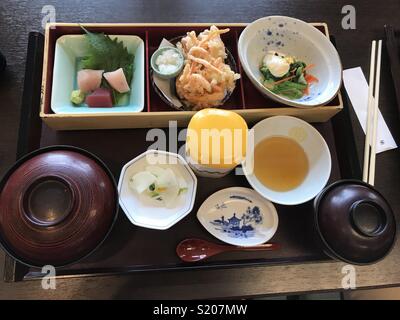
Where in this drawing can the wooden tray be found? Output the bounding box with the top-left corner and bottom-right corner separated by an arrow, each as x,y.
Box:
40,23 -> 343,130
4,32 -> 360,282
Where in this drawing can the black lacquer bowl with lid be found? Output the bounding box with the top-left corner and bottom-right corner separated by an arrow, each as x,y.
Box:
0,145 -> 118,268
314,180 -> 396,265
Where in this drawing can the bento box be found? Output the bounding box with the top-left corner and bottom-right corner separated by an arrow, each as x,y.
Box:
40,23 -> 343,130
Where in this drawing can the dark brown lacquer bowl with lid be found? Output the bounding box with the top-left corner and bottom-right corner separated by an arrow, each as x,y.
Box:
0,146 -> 118,268
314,180 -> 396,265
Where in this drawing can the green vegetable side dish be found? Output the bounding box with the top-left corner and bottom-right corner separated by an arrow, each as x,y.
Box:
260,51 -> 318,100
70,26 -> 135,106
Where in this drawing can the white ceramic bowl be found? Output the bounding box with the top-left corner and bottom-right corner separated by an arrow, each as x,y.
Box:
238,16 -> 342,108
243,116 -> 331,205
118,150 -> 197,230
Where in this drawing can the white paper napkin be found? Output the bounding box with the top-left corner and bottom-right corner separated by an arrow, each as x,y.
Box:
343,67 -> 397,153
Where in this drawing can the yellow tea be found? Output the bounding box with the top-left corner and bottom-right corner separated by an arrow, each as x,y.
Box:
254,136 -> 309,191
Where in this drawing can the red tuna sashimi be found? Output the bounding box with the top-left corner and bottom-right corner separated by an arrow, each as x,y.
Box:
103,68 -> 130,93
77,69 -> 104,93
85,88 -> 113,107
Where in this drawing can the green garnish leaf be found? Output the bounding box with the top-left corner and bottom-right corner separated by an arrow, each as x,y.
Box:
263,79 -> 275,90
260,67 -> 278,81
298,73 -> 307,85
295,66 -> 304,77
290,61 -> 306,71
272,87 -> 304,99
271,81 -> 307,99
178,187 -> 188,195
278,81 -> 307,90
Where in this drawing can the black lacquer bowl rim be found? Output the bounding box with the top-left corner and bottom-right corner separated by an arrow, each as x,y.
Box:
0,145 -> 119,269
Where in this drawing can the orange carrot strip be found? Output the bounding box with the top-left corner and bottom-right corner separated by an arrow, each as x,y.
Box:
303,64 -> 316,72
305,74 -> 319,83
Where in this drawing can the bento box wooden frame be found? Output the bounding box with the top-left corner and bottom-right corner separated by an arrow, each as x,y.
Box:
40,22 -> 343,130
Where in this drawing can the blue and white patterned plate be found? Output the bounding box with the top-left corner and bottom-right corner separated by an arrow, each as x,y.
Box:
197,187 -> 278,246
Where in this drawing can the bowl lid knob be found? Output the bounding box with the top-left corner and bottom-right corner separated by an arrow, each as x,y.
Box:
23,177 -> 74,227
350,200 -> 387,237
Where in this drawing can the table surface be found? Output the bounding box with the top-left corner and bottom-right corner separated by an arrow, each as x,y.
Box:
1,0 -> 400,299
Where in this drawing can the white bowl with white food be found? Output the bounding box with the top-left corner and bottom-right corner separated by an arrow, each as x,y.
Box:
238,16 -> 342,108
118,149 -> 197,230
150,47 -> 184,79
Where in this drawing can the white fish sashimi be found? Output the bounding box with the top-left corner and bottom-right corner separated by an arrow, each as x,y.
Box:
145,165 -> 166,178
103,68 -> 130,93
130,171 -> 156,194
77,69 -> 104,93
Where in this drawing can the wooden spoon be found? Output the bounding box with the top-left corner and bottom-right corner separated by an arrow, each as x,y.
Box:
176,238 -> 280,262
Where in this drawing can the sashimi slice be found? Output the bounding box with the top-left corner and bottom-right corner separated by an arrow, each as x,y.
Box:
130,171 -> 157,194
103,68 -> 130,93
85,88 -> 113,107
77,69 -> 103,93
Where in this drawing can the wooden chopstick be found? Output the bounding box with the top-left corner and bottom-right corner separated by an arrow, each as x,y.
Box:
368,40 -> 383,186
362,40 -> 382,186
362,40 -> 377,183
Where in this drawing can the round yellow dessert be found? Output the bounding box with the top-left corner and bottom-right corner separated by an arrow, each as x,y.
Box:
186,108 -> 248,177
